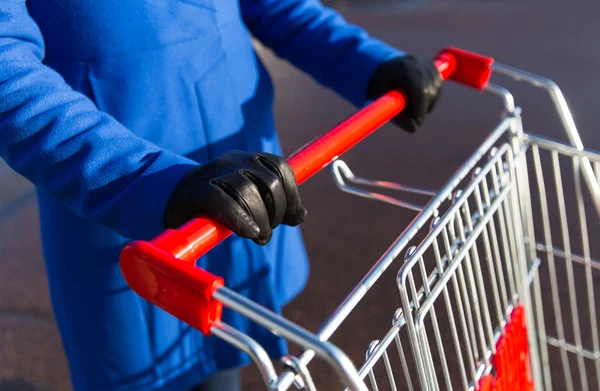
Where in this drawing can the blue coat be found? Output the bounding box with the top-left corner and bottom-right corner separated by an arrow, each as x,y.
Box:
0,1 -> 402,390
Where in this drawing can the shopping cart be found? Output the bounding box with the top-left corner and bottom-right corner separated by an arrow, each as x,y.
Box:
119,47 -> 600,390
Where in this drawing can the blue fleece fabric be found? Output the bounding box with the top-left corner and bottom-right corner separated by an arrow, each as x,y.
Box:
0,0 -> 402,389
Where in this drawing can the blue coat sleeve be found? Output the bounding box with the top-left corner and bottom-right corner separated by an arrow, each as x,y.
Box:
0,1 -> 198,240
240,0 -> 404,107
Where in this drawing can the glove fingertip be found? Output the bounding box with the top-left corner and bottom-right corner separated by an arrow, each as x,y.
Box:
392,115 -> 418,133
284,205 -> 308,226
253,229 -> 273,246
237,219 -> 261,240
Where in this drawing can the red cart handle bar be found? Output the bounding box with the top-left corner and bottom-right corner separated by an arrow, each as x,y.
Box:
120,47 -> 494,335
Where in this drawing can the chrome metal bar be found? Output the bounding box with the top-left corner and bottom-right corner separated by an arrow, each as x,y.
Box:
492,64 -> 581,149
442,224 -> 478,386
392,150 -> 509,388
518,139 -> 551,389
448,213 -> 482,367
506,144 -> 545,389
499,138 -> 546,389
393,337 -> 414,391
497,160 -> 521,307
281,356 -> 316,391
415,186 -> 512,390
531,144 -> 573,390
213,288 -> 368,391
356,313 -> 404,381
461,199 -> 497,357
417,325 -> 440,391
211,322 -> 278,389
331,160 -> 432,212
415,185 -> 511,326
531,266 -> 553,391
475,169 -> 507,331
526,257 -> 541,287
382,350 -> 398,391
551,150 -> 588,390
399,268 -> 433,390
418,254 -> 452,391
367,371 -> 380,391
534,243 -> 600,272
471,69 -> 559,389
454,209 -> 492,369
490,80 -> 550,388
501,190 -> 520,304
519,145 -> 552,391
485,84 -> 516,112
408,266 -> 438,391
432,232 -> 468,391
546,336 -> 600,361
524,134 -> 600,162
494,62 -> 600,218
572,156 -> 600,390
366,342 -> 381,391
393,309 -> 415,391
394,337 -> 415,391
489,160 -> 518,309
401,144 -> 513,316
407,235 -> 482,319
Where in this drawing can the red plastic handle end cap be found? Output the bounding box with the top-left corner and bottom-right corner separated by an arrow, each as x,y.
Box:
437,46 -> 494,90
120,241 -> 224,335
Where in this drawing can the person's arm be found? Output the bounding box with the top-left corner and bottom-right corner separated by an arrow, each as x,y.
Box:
240,0 -> 403,108
0,0 -> 197,240
241,0 -> 443,133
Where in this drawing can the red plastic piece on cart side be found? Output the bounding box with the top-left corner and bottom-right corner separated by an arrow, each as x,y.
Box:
120,241 -> 224,335
437,46 -> 494,90
478,373 -> 493,391
485,304 -> 534,391
434,52 -> 457,81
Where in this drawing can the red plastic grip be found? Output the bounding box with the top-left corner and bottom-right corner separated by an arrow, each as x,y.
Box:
437,46 -> 494,90
288,90 -> 407,184
120,241 -> 223,335
119,47 -> 493,334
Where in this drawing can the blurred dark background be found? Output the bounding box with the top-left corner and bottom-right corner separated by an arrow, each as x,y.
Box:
1,0 -> 599,389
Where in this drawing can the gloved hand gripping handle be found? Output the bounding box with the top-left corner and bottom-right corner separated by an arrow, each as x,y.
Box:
119,47 -> 494,335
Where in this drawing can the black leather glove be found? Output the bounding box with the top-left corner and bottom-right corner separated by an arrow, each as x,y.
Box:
164,150 -> 307,246
367,54 -> 443,133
